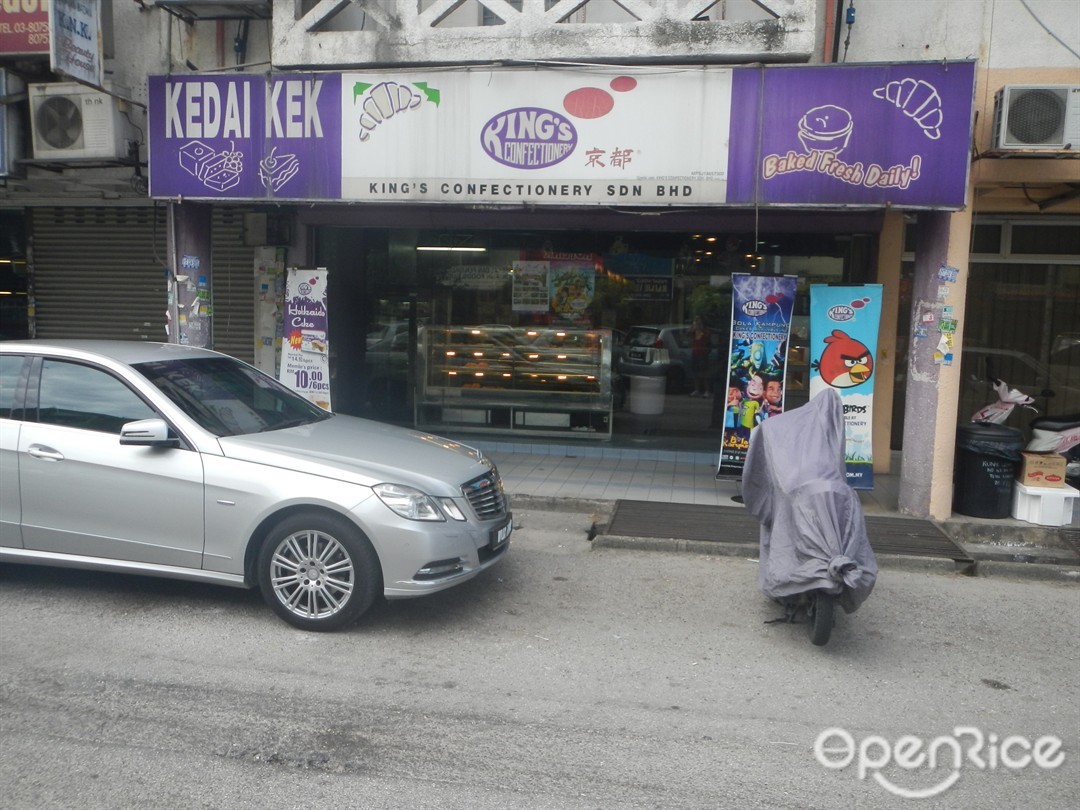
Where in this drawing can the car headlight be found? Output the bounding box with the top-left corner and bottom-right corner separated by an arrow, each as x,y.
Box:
373,483 -> 446,521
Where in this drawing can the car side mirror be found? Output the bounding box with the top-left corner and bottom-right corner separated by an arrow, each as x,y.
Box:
120,418 -> 180,448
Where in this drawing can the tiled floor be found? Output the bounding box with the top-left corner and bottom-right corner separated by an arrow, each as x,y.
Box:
460,438 -> 902,515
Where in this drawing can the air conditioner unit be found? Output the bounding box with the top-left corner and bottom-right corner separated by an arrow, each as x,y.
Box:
29,82 -> 134,161
992,85 -> 1080,152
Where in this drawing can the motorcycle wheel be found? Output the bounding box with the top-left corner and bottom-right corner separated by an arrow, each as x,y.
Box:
808,591 -> 835,646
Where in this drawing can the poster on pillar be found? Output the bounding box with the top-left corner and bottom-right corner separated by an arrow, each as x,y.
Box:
808,285 -> 883,490
254,247 -> 286,375
279,268 -> 332,411
717,274 -> 797,480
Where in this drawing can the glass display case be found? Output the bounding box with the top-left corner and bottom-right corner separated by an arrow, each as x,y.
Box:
416,326 -> 614,438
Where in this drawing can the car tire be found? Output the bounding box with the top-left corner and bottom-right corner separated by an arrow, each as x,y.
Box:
257,512 -> 381,631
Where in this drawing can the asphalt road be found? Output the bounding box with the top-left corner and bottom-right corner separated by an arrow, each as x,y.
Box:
1,508 -> 1078,809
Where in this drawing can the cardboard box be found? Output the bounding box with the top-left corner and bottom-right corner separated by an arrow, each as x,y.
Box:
1017,451 -> 1067,488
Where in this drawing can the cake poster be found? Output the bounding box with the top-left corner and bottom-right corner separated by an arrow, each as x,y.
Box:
279,268 -> 332,410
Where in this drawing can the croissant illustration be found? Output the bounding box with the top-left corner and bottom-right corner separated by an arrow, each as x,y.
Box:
873,78 -> 943,140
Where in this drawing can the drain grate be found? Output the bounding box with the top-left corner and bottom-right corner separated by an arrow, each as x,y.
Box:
604,500 -> 973,562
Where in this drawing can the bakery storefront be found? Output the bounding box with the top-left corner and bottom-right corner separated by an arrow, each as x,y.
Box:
148,61 -> 975,448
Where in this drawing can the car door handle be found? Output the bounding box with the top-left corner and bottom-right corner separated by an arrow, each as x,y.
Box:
28,444 -> 65,462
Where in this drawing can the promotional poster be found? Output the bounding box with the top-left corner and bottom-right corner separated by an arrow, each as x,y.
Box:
279,267 -> 331,410
808,284 -> 884,489
717,274 -> 797,479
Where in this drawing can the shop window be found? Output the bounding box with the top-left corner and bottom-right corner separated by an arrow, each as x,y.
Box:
970,223 -> 1002,255
1009,224 -> 1080,256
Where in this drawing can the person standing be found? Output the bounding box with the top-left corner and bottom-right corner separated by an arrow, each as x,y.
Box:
689,316 -> 712,397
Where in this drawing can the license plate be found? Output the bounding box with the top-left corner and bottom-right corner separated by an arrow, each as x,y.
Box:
491,521 -> 512,548
628,348 -> 647,362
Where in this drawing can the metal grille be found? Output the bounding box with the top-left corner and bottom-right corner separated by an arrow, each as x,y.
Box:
463,471 -> 508,520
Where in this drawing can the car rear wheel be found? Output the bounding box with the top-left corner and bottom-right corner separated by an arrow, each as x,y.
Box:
257,512 -> 381,631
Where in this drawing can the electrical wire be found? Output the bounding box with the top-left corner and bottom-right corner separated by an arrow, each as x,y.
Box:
1019,0 -> 1080,60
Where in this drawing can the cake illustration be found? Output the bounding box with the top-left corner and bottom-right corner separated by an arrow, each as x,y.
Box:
797,105 -> 853,154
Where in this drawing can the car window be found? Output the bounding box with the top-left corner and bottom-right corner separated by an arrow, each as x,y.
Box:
136,356 -> 329,436
0,355 -> 24,418
37,359 -> 157,433
668,329 -> 690,349
628,329 -> 659,348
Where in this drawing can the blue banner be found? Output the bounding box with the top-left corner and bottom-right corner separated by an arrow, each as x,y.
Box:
808,285 -> 883,489
717,273 -> 798,478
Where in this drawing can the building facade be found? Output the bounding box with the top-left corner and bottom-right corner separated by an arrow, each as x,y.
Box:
1,0 -> 1077,520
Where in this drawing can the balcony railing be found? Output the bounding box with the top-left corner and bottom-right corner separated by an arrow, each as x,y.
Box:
273,0 -> 816,69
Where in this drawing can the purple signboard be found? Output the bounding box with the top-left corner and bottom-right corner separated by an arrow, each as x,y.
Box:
148,74 -> 342,200
726,62 -> 976,208
147,62 -> 974,208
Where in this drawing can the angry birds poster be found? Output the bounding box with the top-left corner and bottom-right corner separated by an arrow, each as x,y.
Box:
809,285 -> 883,489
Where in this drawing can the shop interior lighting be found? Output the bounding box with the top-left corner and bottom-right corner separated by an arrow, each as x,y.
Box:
416,246 -> 487,252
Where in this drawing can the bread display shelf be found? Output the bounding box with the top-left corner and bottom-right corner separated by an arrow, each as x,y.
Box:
417,326 -> 614,438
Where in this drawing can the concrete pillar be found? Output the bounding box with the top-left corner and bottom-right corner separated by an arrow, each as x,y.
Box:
166,202 -> 213,348
899,201 -> 973,519
872,211 -> 904,474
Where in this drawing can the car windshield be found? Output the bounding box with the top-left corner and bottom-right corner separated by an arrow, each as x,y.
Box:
134,356 -> 331,437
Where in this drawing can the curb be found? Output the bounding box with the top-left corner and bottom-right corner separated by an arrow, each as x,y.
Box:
513,496 -> 1080,585
972,560 -> 1080,583
592,534 -> 758,558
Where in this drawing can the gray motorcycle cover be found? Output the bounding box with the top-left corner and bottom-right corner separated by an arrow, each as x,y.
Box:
742,388 -> 877,613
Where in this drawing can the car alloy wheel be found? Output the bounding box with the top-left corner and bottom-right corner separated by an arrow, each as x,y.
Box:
258,512 -> 380,631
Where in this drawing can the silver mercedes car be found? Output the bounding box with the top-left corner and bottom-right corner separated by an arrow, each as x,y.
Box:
0,341 -> 511,631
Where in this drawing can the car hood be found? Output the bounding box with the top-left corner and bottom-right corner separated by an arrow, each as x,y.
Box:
218,415 -> 493,496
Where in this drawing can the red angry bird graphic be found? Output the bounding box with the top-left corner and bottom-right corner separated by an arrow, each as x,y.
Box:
816,329 -> 874,388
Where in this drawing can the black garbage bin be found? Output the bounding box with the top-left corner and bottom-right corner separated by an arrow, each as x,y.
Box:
953,422 -> 1026,518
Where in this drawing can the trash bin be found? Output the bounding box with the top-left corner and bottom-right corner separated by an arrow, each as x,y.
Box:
628,375 -> 666,434
953,422 -> 1026,518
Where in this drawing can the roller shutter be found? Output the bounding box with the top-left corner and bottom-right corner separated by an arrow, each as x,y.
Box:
30,205 -> 260,362
211,207 -> 257,364
30,206 -> 168,341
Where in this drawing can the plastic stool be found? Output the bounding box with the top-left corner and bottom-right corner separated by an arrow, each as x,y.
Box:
1011,482 -> 1079,526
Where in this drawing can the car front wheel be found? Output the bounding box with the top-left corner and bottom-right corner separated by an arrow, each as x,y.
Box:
257,512 -> 381,631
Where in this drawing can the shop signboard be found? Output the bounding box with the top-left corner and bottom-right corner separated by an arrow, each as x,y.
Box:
148,73 -> 344,200
807,285 -> 883,489
605,253 -> 674,302
726,62 -> 976,209
49,0 -> 102,87
279,267 -> 332,411
717,274 -> 797,479
148,61 -> 974,209
2,0 -> 50,55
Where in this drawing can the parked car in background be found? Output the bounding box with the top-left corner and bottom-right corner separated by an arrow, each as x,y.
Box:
0,341 -> 511,631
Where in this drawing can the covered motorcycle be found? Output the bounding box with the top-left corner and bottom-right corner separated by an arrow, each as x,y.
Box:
742,388 -> 877,643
